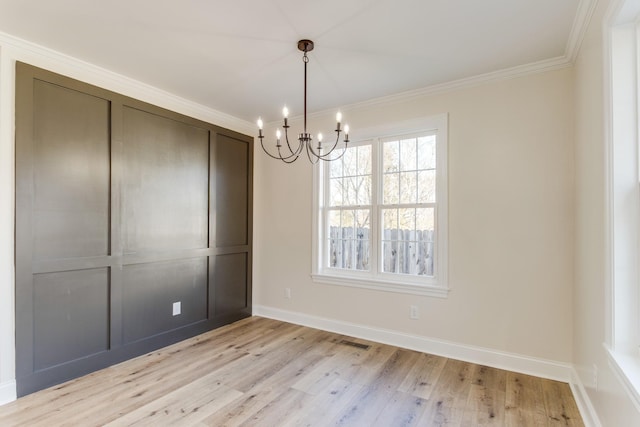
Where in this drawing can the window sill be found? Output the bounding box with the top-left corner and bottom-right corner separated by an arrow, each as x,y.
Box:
605,345 -> 640,412
311,273 -> 450,298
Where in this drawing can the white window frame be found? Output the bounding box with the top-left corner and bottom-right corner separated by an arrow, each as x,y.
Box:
605,0 -> 640,412
311,114 -> 449,297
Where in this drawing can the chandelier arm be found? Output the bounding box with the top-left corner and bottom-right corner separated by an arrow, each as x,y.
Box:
283,127 -> 298,156
305,141 -> 321,164
314,131 -> 343,159
316,142 -> 349,161
260,138 -> 289,160
260,136 -> 301,161
278,144 -> 302,163
306,140 -> 323,159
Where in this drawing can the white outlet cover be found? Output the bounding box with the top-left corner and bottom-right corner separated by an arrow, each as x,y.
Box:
410,305 -> 419,319
173,301 -> 181,316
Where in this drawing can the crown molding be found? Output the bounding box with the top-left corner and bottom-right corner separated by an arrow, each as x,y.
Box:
302,55 -> 573,121
0,31 -> 255,136
565,0 -> 599,63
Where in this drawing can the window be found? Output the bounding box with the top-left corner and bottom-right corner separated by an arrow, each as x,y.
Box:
606,0 -> 640,409
312,114 -> 448,297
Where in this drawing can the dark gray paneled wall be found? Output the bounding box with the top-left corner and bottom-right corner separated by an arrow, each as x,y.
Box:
15,63 -> 253,396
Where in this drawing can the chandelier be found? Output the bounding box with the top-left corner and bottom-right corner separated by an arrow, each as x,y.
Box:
257,39 -> 349,164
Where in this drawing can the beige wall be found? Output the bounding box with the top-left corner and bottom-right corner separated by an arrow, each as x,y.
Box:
573,0 -> 640,424
254,67 -> 575,363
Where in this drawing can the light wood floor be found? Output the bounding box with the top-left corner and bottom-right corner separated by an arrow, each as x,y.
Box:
0,316 -> 583,426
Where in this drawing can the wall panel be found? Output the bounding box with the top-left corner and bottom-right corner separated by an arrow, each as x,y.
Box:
32,80 -> 111,260
122,258 -> 208,344
122,107 -> 210,254
15,62 -> 253,396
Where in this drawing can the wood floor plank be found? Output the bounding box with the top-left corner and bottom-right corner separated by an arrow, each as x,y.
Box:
418,399 -> 466,426
461,383 -> 506,425
236,387 -> 309,427
505,371 -> 547,417
331,348 -> 422,426
103,375 -> 243,427
0,317 -> 584,427
282,378 -> 365,427
197,391 -> 271,427
427,358 -> 475,410
291,340 -> 366,395
541,379 -> 583,426
371,390 -> 430,427
397,352 -> 448,399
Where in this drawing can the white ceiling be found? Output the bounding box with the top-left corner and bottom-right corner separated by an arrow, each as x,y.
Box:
0,0 -> 588,123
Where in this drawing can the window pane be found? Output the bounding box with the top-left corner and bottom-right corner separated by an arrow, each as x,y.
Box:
328,210 -> 342,268
417,170 -> 436,203
357,176 -> 371,205
329,157 -> 342,178
416,208 -> 435,276
399,172 -> 418,204
400,138 -> 417,171
358,145 -> 372,175
418,240 -> 434,276
344,177 -> 358,205
382,208 -> 398,236
383,140 -> 399,173
343,239 -> 354,269
417,136 -> 436,169
343,147 -> 357,177
416,207 -> 435,234
382,209 -> 397,273
329,210 -> 341,229
398,241 -> 412,274
382,241 -> 398,273
355,209 -> 370,236
355,209 -> 370,270
330,178 -> 343,206
383,172 -> 399,204
341,210 -> 354,236
399,208 -> 416,232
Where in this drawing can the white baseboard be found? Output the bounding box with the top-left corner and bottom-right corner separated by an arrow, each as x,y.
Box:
253,305 -> 573,382
570,368 -> 603,427
0,380 -> 16,406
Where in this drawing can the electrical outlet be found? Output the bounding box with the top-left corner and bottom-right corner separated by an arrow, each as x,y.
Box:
172,301 -> 181,316
410,305 -> 419,319
285,288 -> 291,299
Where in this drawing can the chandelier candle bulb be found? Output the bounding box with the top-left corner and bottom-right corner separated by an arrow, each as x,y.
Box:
336,112 -> 342,123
